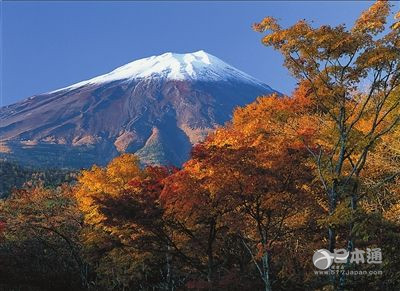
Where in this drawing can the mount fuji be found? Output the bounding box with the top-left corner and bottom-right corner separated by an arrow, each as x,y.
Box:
0,50 -> 276,168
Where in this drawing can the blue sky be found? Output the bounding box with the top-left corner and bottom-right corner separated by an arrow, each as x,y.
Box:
1,1 -> 379,106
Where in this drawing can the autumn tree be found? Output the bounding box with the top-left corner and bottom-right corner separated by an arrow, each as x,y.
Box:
200,91 -> 325,290
350,124 -> 400,289
254,0 -> 400,269
160,146 -> 242,290
0,185 -> 87,290
75,154 -> 179,289
157,91 -> 323,290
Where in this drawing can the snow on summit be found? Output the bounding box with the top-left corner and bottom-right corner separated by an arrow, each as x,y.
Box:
1,49 -> 275,168
52,50 -> 270,92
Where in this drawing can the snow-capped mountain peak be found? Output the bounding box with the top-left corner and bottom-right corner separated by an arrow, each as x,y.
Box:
53,50 -> 267,92
0,50 -> 276,168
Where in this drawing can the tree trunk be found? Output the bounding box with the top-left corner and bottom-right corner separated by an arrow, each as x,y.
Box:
166,246 -> 173,290
338,181 -> 358,290
328,181 -> 338,253
207,220 -> 216,290
261,230 -> 272,291
262,250 -> 272,291
328,181 -> 338,286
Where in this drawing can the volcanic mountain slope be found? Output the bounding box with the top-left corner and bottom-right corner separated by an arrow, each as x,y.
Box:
0,50 -> 275,168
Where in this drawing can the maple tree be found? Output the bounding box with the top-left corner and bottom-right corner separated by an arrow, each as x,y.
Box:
75,154 -> 177,289
254,0 -> 399,265
158,89 -> 323,290
0,185 -> 87,290
209,91 -> 324,290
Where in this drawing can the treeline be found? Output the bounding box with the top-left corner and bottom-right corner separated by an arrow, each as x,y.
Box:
0,2 -> 399,290
0,89 -> 398,290
0,160 -> 77,198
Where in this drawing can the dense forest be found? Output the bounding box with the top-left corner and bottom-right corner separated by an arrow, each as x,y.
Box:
0,1 -> 399,290
0,160 -> 76,198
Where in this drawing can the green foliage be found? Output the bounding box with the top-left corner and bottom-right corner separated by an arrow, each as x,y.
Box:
0,160 -> 77,198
